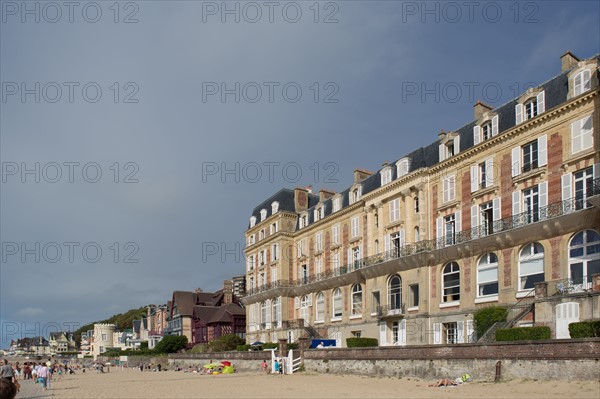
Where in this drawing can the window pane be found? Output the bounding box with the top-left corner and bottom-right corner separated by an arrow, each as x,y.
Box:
479,282 -> 498,296
522,273 -> 544,289
570,263 -> 584,284
588,260 -> 600,284
478,267 -> 498,283
521,258 -> 543,275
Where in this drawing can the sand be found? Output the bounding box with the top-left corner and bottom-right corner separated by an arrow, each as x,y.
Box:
35,368 -> 600,399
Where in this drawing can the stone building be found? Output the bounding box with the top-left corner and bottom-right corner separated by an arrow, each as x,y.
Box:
242,51 -> 600,347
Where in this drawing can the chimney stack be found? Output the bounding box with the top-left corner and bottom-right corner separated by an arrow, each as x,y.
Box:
473,100 -> 493,120
223,280 -> 233,304
319,189 -> 335,202
294,187 -> 309,212
561,50 -> 580,72
353,169 -> 373,183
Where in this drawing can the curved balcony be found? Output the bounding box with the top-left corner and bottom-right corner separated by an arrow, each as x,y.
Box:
241,179 -> 600,305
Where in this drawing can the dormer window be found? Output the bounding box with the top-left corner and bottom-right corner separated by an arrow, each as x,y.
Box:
271,201 -> 279,214
396,158 -> 411,177
473,115 -> 498,145
332,197 -> 341,212
299,213 -> 308,229
573,69 -> 591,97
350,186 -> 362,204
260,209 -> 267,221
314,206 -> 324,221
250,216 -> 257,228
515,90 -> 545,124
380,167 -> 392,186
438,132 -> 460,162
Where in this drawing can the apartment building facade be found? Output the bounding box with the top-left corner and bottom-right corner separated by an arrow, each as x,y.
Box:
242,51 -> 600,347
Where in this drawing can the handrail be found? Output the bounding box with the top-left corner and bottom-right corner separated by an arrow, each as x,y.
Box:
246,180 -> 600,297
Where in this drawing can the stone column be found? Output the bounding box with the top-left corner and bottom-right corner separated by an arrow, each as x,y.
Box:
534,281 -> 547,298
278,338 -> 288,357
298,337 -> 310,353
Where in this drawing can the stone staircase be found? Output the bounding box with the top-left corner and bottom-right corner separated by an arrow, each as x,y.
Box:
478,290 -> 535,343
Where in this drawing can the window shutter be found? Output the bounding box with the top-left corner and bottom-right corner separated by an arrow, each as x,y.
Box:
443,177 -> 449,203
493,197 -> 501,221
384,234 -> 390,253
581,115 -> 593,151
574,72 -> 582,95
512,191 -> 521,216
538,181 -> 548,219
470,164 -> 478,193
307,293 -> 312,306
449,175 -> 456,201
538,135 -> 547,167
436,217 -> 443,240
433,323 -> 442,344
571,119 -> 582,154
294,297 -> 300,309
457,321 -> 465,344
471,205 -> 479,239
515,103 -> 523,124
537,91 -> 545,114
379,322 -> 387,346
347,248 -> 352,266
486,158 -> 494,186
399,319 -> 407,346
454,135 -> 460,153
399,229 -> 405,246
582,69 -> 591,92
511,147 -> 521,177
466,320 -> 474,343
492,115 -> 499,136
561,173 -> 572,201
594,163 -> 599,179
473,125 -> 481,145
455,211 -> 461,235
439,144 -> 445,162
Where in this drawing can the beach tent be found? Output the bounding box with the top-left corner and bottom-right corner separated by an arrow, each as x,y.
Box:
203,363 -> 220,369
222,365 -> 235,374
220,361 -> 232,367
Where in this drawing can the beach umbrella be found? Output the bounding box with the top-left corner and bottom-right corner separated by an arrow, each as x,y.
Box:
203,363 -> 219,369
250,341 -> 264,346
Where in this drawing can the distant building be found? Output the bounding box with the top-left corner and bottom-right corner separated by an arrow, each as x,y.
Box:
232,275 -> 247,299
91,324 -> 116,359
48,332 -> 76,353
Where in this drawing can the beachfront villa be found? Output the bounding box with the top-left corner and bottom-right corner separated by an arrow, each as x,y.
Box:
242,51 -> 600,347
48,332 -> 77,353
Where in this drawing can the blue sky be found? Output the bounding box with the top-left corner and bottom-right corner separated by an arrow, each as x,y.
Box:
1,0 -> 599,347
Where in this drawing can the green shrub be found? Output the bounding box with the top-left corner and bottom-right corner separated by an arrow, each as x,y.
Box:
288,343 -> 299,350
347,337 -> 378,347
263,342 -> 279,350
209,334 -> 245,352
190,344 -> 209,353
154,335 -> 188,353
496,326 -> 551,341
568,321 -> 600,338
474,306 -> 508,339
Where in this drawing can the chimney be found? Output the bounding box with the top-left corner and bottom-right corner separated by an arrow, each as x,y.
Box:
561,50 -> 580,72
354,169 -> 373,183
319,189 -> 335,202
223,280 -> 233,304
473,100 -> 493,120
305,185 -> 313,194
438,129 -> 446,140
294,187 -> 309,212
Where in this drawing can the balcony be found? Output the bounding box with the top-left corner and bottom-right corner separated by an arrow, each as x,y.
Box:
241,179 -> 600,304
376,304 -> 406,319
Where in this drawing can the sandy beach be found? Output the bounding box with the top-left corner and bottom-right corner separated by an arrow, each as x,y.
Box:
22,368 -> 599,399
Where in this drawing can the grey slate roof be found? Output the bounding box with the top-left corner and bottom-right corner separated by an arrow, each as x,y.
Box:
251,53 -> 599,230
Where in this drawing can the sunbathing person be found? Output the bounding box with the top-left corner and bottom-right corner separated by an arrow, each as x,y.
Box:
428,378 -> 457,387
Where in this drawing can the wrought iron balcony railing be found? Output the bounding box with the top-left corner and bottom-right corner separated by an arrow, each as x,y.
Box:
376,304 -> 406,318
245,178 -> 600,298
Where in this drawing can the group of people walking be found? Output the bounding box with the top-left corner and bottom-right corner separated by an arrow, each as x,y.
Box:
0,357 -> 80,398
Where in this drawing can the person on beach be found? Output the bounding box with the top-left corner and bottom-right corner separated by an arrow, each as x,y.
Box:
0,359 -> 14,383
273,359 -> 280,375
37,363 -> 50,391
261,360 -> 268,374
428,378 -> 456,387
0,378 -> 18,399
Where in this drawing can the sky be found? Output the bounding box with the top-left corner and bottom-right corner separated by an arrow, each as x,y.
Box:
0,0 -> 599,347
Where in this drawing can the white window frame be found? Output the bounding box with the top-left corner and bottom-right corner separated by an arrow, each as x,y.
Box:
442,175 -> 456,203
315,292 -> 325,322
315,232 -> 323,252
272,243 -> 279,261
332,288 -> 343,319
442,262 -> 460,303
477,253 -> 499,298
250,216 -> 256,228
573,69 -> 591,97
271,201 -> 279,214
396,158 -> 411,177
260,209 -> 267,222
381,167 -> 392,186
568,230 -> 600,290
332,197 -> 341,213
518,242 -> 545,292
351,284 -> 363,316
332,224 -> 340,245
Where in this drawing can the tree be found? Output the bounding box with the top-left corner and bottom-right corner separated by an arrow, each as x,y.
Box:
154,335 -> 188,353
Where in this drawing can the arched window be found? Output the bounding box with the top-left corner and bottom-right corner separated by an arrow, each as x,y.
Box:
569,230 -> 600,289
442,262 -> 460,302
477,253 -> 498,297
300,295 -> 310,322
272,297 -> 281,328
333,288 -> 342,318
351,284 -> 363,316
519,242 -> 545,291
315,292 -> 325,322
388,275 -> 402,310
